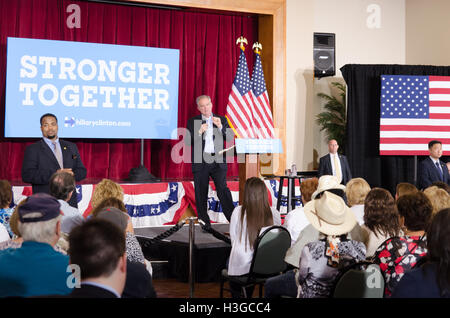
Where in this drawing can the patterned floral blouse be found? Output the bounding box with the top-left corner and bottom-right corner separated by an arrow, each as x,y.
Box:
296,238 -> 366,298
373,235 -> 427,297
0,208 -> 14,238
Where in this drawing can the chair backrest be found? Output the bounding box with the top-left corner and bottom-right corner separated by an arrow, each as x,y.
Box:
249,226 -> 291,277
331,261 -> 385,298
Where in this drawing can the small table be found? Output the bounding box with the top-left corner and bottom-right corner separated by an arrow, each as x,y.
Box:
275,175 -> 303,212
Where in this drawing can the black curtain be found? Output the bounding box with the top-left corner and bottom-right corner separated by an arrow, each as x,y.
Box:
341,64 -> 450,195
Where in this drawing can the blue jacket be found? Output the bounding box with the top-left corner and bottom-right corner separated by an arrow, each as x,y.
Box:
0,241 -> 72,297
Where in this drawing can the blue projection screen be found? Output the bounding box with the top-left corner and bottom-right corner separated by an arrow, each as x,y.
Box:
5,37 -> 180,139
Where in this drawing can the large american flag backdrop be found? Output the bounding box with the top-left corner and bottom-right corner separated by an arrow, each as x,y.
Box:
380,75 -> 450,155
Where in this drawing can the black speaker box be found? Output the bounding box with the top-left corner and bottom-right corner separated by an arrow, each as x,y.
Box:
313,33 -> 335,78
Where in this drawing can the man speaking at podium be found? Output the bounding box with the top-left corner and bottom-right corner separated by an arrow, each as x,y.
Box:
186,95 -> 235,228
22,113 -> 87,208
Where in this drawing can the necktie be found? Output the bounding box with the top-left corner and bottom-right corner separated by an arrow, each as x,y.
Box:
334,154 -> 342,183
52,141 -> 63,169
436,161 -> 443,181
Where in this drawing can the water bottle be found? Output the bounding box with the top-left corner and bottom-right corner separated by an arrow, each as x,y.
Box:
291,163 -> 297,176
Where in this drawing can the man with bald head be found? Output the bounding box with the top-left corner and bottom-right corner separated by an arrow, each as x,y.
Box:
317,139 -> 352,185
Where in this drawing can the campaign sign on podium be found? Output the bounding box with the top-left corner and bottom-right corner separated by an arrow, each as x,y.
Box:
236,138 -> 283,204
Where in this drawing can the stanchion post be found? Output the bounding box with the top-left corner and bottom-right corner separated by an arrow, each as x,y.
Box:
188,217 -> 197,298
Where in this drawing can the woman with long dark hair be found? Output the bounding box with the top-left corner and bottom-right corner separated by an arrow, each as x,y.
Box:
392,208 -> 450,298
227,177 -> 281,296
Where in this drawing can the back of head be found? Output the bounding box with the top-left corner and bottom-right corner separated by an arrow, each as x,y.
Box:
90,197 -> 127,218
241,177 -> 273,248
425,208 -> 450,296
424,186 -> 450,216
431,181 -> 450,195
68,218 -> 126,280
49,171 -> 75,201
363,187 -> 400,237
299,177 -> 318,204
91,179 -> 124,210
0,180 -> 12,209
345,178 -> 371,207
17,193 -> 62,244
396,182 -> 418,199
397,192 -> 432,232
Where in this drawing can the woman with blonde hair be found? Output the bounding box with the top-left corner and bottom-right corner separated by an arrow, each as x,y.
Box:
228,177 -> 281,297
345,178 -> 371,225
423,185 -> 450,217
90,179 -> 124,212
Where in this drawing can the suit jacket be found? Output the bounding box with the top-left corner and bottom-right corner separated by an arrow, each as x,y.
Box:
69,284 -> 118,298
21,139 -> 87,206
417,157 -> 450,190
122,260 -> 156,298
186,114 -> 233,173
317,153 -> 352,185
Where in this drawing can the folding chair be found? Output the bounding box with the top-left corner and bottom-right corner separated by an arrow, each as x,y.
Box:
220,225 -> 291,298
331,261 -> 385,298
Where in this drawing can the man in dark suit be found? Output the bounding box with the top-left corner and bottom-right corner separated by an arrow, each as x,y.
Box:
417,140 -> 450,190
22,113 -> 87,208
317,139 -> 352,185
186,95 -> 235,227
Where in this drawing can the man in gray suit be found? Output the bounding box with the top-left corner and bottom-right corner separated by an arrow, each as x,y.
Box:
317,139 -> 352,185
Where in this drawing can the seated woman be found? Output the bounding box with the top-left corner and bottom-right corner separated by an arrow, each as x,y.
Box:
228,177 -> 281,297
283,177 -> 318,245
0,180 -> 14,238
89,179 -> 125,215
392,208 -> 450,298
373,191 -> 432,297
361,188 -> 402,258
296,191 -> 366,298
345,178 -> 371,225
423,185 -> 450,218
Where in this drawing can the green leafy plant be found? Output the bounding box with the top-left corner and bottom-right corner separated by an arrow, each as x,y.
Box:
316,81 -> 347,154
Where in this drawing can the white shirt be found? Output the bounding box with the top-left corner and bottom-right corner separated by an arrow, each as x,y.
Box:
350,204 -> 365,226
0,223 -> 9,243
283,206 -> 310,245
58,199 -> 85,234
329,153 -> 342,179
228,206 -> 281,276
202,115 -> 215,154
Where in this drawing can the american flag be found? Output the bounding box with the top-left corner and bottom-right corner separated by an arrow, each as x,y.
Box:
250,51 -> 275,138
380,75 -> 450,155
226,48 -> 257,139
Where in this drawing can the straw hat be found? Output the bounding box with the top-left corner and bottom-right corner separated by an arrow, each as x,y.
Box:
311,175 -> 346,200
304,191 -> 356,236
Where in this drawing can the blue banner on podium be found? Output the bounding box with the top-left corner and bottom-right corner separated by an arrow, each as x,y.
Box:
235,138 -> 283,154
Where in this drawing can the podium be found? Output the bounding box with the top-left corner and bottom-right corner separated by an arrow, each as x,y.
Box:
235,138 -> 283,204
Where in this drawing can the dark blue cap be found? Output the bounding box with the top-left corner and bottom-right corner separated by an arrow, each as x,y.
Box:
19,193 -> 61,223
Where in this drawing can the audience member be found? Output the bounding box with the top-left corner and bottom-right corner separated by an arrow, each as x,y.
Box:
0,223 -> 8,243
395,182 -> 418,200
0,180 -> 14,238
68,218 -> 127,298
361,188 -> 401,257
228,177 -> 281,297
424,185 -> 450,217
392,208 -> 450,298
284,176 -> 364,269
90,179 -> 124,213
95,208 -> 156,298
93,198 -> 146,265
283,177 -> 318,245
0,193 -> 72,297
430,181 -> 450,194
374,191 -> 432,297
296,191 -> 366,298
49,171 -> 84,234
345,177 -> 371,225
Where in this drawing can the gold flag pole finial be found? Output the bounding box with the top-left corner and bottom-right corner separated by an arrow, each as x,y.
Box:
236,36 -> 248,51
252,42 -> 262,55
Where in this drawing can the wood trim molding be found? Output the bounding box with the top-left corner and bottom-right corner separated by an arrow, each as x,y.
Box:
125,0 -> 287,174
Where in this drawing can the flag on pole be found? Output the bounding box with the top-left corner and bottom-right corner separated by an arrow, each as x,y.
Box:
226,40 -> 257,139
250,44 -> 275,139
380,75 -> 450,155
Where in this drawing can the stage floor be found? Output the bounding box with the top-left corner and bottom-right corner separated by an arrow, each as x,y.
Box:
135,223 -> 231,283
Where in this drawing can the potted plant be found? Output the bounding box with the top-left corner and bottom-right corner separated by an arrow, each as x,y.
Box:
316,81 -> 347,154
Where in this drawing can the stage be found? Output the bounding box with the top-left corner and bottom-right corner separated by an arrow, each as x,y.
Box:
135,223 -> 231,283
